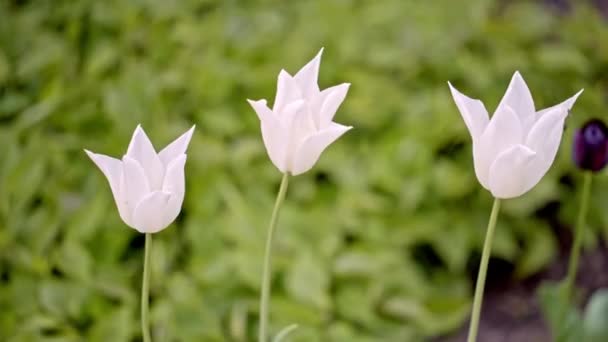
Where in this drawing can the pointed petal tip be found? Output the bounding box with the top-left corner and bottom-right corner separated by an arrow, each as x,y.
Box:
278,69 -> 292,77
84,149 -> 96,160
447,81 -> 457,92
511,70 -> 526,83
247,98 -> 266,105
447,82 -> 466,97
316,47 -> 324,58
572,88 -> 584,100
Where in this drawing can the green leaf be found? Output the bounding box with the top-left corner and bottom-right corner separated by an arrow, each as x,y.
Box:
285,250 -> 330,311
538,282 -> 584,342
584,289 -> 608,342
273,324 -> 299,342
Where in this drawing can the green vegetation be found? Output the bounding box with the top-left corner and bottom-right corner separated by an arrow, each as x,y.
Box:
1,0 -> 607,340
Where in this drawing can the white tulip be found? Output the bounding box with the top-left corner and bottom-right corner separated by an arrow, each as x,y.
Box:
248,49 -> 352,175
85,125 -> 195,233
449,72 -> 583,198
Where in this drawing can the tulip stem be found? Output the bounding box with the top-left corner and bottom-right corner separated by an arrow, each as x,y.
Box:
467,198 -> 501,342
564,171 -> 592,299
142,233 -> 152,342
259,173 -> 290,342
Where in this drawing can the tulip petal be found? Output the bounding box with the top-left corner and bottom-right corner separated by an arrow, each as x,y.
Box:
536,89 -> 583,118
488,144 -> 537,198
85,150 -> 131,225
162,154 -> 187,194
448,82 -> 489,140
294,48 -> 323,99
286,100 -> 315,144
281,100 -> 315,172
261,119 -> 288,172
85,150 -> 122,199
474,105 -> 523,189
254,100 -> 300,173
126,125 -> 165,190
248,99 -> 274,122
158,126 -> 195,166
273,70 -> 302,113
522,106 -> 570,191
291,123 -> 352,175
122,156 -> 151,219
319,83 -> 350,128
132,191 -> 171,233
495,72 -> 536,132
161,154 -> 187,228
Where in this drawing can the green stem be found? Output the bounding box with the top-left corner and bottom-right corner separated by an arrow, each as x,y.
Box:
142,233 -> 152,342
564,171 -> 593,299
467,198 -> 501,342
259,173 -> 290,342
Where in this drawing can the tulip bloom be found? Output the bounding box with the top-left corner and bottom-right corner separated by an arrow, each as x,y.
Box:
85,125 -> 195,233
573,119 -> 608,172
449,71 -> 583,198
248,49 -> 352,175
448,72 -> 583,342
86,124 -> 194,342
248,49 -> 351,342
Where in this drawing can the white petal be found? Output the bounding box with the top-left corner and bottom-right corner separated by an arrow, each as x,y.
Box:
273,70 -> 302,113
248,99 -> 274,122
291,123 -> 352,175
473,105 -> 523,189
158,126 -> 195,166
319,83 -> 350,128
488,144 -> 537,199
249,99 -> 294,172
132,191 -> 172,233
162,154 -> 187,196
294,48 -> 323,99
495,71 -> 536,132
122,156 -> 151,218
161,154 -> 187,228
125,125 -> 164,190
85,150 -> 122,199
522,106 -> 570,191
536,89 -> 584,117
85,150 -> 131,225
447,82 -> 489,140
281,100 -> 313,170
261,119 -> 288,173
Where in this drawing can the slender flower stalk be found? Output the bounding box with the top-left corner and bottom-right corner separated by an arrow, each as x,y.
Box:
141,233 -> 152,342
467,198 -> 501,342
259,173 -> 290,342
564,171 -> 592,298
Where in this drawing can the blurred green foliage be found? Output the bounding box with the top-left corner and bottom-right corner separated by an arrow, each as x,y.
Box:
1,0 -> 608,341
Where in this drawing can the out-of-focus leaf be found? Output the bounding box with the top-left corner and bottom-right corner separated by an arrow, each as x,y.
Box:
584,289 -> 608,342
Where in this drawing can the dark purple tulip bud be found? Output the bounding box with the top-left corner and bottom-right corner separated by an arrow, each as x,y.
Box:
573,119 -> 608,172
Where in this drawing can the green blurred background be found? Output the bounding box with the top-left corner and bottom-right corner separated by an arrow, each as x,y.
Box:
1,0 -> 608,341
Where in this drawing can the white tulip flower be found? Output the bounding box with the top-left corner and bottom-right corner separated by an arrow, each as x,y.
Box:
85,125 -> 195,233
248,49 -> 352,175
449,72 -> 583,198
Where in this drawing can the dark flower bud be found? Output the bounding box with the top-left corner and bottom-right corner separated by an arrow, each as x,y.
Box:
573,119 -> 608,172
